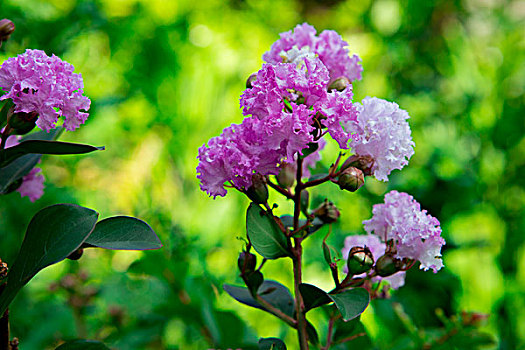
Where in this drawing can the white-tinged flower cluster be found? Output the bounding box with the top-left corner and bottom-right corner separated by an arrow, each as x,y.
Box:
348,97 -> 415,181
363,190 -> 445,272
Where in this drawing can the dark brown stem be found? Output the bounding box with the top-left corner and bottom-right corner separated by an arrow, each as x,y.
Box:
338,332 -> 366,344
267,179 -> 294,199
321,316 -> 335,350
254,294 -> 297,328
292,157 -> 309,350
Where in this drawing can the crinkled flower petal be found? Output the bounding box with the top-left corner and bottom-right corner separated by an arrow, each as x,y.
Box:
347,97 -> 415,181
263,23 -> 362,83
363,190 -> 445,272
0,49 -> 90,132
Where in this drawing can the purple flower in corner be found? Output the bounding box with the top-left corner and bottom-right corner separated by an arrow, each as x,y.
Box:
363,190 -> 445,272
0,49 -> 91,132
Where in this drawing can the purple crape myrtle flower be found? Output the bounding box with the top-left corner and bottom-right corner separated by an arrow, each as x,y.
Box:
0,49 -> 90,132
363,190 -> 445,273
3,133 -> 45,201
263,23 -> 363,84
342,234 -> 406,289
347,97 -> 415,181
197,105 -> 315,198
240,57 -> 357,149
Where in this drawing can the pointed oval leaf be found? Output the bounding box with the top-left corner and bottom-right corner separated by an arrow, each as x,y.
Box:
299,283 -> 332,312
0,128 -> 62,193
0,204 -> 99,315
247,204 -> 290,259
258,337 -> 287,350
223,280 -> 295,317
83,216 -> 161,250
0,140 -> 104,167
55,340 -> 110,349
328,288 -> 370,322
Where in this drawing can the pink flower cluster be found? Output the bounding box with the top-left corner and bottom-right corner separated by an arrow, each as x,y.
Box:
4,134 -> 44,202
198,55 -> 358,197
263,23 -> 363,84
197,23 -> 416,197
0,49 -> 90,132
342,234 -> 406,289
349,97 -> 415,181
363,191 -> 445,272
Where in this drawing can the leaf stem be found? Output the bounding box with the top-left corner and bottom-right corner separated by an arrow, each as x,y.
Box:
321,316 -> 335,350
254,294 -> 298,328
267,179 -> 294,199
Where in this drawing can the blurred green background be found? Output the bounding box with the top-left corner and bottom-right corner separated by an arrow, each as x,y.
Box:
0,0 -> 523,349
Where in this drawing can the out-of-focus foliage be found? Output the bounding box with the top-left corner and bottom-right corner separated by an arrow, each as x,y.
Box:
0,0 -> 523,349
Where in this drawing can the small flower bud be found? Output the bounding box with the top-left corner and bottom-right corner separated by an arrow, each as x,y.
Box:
276,163 -> 295,188
246,73 -> 257,89
337,167 -> 364,192
0,19 -> 15,43
0,259 -> 8,279
340,155 -> 374,176
9,110 -> 38,135
67,248 -> 84,261
237,251 -> 257,273
375,254 -> 399,277
328,77 -> 350,92
313,200 -> 340,224
346,246 -> 374,275
245,174 -> 268,204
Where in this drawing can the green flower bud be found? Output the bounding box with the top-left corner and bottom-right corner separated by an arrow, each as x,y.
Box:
276,163 -> 295,188
0,19 -> 15,43
375,254 -> 399,277
246,73 -> 257,89
237,251 -> 257,273
346,246 -> 374,275
328,77 -> 350,92
340,155 -> 374,176
337,167 -> 364,192
313,200 -> 340,224
245,174 -> 268,204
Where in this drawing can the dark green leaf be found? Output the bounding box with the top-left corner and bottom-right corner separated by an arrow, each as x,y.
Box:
0,204 -> 99,315
247,204 -> 290,259
328,288 -> 370,321
0,128 -> 62,194
83,216 -> 161,250
306,320 -> 319,345
223,280 -> 295,317
258,337 -> 287,350
280,215 -> 324,237
55,339 -> 110,349
0,140 -> 104,167
333,317 -> 371,346
299,283 -> 332,312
